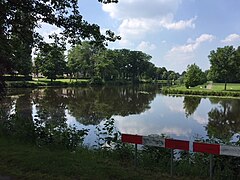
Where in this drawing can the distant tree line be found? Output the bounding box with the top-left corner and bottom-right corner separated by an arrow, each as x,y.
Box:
33,41 -> 181,83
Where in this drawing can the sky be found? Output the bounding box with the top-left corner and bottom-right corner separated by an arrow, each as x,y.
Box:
39,0 -> 240,73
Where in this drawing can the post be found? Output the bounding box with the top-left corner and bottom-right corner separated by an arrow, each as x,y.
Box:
170,149 -> 173,176
209,154 -> 213,179
134,143 -> 137,167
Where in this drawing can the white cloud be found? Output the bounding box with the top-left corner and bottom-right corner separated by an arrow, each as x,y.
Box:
136,41 -> 157,52
168,34 -> 215,54
163,16 -> 197,30
164,34 -> 214,72
221,34 -> 240,43
102,0 -> 182,20
102,0 -> 196,45
192,113 -> 208,125
37,22 -> 62,43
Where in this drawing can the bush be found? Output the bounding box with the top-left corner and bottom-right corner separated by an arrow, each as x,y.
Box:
90,76 -> 105,85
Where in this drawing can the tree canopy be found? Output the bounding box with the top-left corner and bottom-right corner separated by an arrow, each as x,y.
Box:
35,41 -> 66,81
184,63 -> 207,88
0,0 -> 120,76
208,46 -> 239,90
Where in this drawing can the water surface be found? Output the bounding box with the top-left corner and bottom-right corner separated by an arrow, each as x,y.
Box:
1,85 -> 240,146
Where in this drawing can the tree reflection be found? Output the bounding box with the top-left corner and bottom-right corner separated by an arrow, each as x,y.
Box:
33,88 -> 67,126
14,89 -> 35,141
183,96 -> 201,118
66,85 -> 157,125
1,85 -> 158,127
207,98 -> 240,142
0,96 -> 14,135
0,89 -> 34,141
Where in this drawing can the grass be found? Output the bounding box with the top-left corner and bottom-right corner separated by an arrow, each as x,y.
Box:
211,83 -> 240,91
162,82 -> 240,98
170,83 -> 240,91
6,78 -> 91,88
0,137 -> 182,180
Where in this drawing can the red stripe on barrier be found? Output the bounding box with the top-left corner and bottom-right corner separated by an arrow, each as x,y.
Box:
121,134 -> 143,144
193,142 -> 220,155
165,139 -> 189,151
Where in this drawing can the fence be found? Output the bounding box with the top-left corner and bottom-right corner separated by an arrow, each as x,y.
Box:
121,133 -> 240,178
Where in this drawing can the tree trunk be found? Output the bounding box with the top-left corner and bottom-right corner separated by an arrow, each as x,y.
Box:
224,81 -> 227,90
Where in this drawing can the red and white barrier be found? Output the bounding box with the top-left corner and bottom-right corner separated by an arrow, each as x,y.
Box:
121,133 -> 240,157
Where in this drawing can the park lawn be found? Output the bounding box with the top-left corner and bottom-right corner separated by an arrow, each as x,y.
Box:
170,84 -> 209,91
6,78 -> 91,88
211,83 -> 240,91
32,78 -> 90,83
171,83 -> 240,92
0,137 -> 179,180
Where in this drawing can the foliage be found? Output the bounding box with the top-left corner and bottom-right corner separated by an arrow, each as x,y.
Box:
0,0 -> 120,95
67,47 -> 156,83
67,42 -> 99,79
35,42 -> 66,81
34,118 -> 89,150
95,118 -> 121,149
184,64 -> 207,88
90,76 -> 105,85
208,46 -> 238,90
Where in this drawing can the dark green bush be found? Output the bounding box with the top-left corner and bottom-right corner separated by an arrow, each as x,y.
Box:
90,76 -> 105,85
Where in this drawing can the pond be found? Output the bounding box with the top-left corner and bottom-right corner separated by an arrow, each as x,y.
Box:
1,85 -> 240,146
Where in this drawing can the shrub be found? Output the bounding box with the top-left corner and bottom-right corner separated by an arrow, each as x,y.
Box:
90,76 -> 105,85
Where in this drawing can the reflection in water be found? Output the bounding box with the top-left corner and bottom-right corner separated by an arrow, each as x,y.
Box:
0,86 -> 240,145
65,85 -> 157,125
0,89 -> 35,141
183,96 -> 201,118
33,88 -> 67,126
207,98 -> 240,142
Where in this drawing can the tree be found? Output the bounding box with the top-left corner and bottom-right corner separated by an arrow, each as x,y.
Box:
35,42 -> 66,81
208,46 -> 237,90
94,49 -> 117,80
67,41 -> 104,79
126,51 -> 152,82
0,0 -> 120,92
184,63 -> 207,88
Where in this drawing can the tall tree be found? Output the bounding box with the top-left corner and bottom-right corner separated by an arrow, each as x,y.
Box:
208,46 -> 237,90
184,63 -> 207,88
35,41 -> 66,81
94,49 -> 117,80
0,0 -> 120,92
67,42 -> 101,79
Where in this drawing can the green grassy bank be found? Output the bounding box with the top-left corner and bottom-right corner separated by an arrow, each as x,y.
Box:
162,83 -> 240,98
0,137 -> 178,180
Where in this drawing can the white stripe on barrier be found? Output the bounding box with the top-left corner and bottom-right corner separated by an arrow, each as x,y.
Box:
122,133 -> 240,157
142,135 -> 165,147
220,145 -> 240,157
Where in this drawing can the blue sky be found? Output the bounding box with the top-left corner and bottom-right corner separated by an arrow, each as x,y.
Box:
39,0 -> 240,73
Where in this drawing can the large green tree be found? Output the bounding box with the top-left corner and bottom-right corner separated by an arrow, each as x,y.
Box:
184,63 -> 207,88
208,46 -> 237,90
35,42 -> 66,81
0,0 -> 119,93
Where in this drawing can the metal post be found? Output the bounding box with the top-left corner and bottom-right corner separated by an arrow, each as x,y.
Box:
134,143 -> 137,167
170,149 -> 173,176
210,154 -> 213,179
